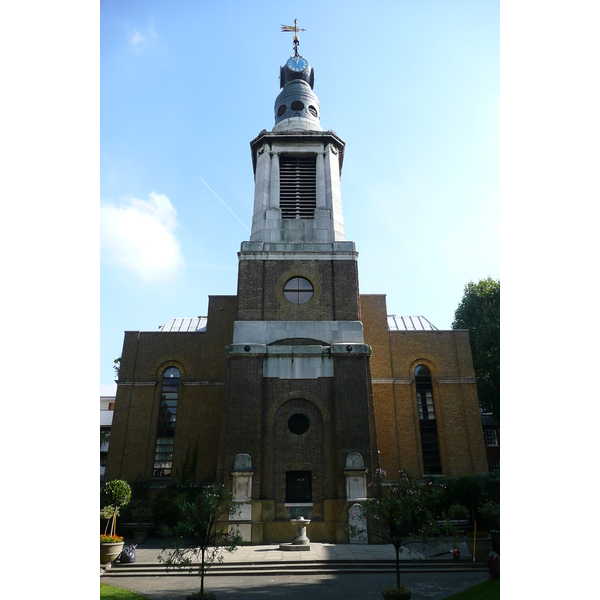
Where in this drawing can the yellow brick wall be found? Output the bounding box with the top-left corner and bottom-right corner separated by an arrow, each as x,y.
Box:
361,294 -> 488,479
104,295 -> 236,483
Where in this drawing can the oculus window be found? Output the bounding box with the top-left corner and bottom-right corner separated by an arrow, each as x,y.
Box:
288,413 -> 310,435
283,277 -> 314,305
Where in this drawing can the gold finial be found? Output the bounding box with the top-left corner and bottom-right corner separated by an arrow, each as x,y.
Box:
281,18 -> 306,55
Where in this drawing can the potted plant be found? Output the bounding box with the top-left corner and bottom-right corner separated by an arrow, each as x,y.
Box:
350,469 -> 446,600
159,484 -> 243,599
100,479 -> 132,567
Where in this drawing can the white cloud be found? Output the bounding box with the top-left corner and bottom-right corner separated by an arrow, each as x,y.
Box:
130,31 -> 145,45
100,192 -> 184,281
130,25 -> 157,48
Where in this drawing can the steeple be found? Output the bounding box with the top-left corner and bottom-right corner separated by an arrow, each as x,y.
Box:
247,30 -> 347,244
275,20 -> 320,132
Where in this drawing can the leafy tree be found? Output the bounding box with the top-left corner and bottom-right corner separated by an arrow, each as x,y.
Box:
351,469 -> 448,594
159,485 -> 243,598
447,475 -> 483,524
452,278 -> 500,419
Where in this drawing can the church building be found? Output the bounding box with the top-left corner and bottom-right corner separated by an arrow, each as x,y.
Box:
104,31 -> 488,544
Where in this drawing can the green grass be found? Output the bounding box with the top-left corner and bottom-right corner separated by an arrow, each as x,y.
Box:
444,579 -> 500,600
100,583 -> 150,599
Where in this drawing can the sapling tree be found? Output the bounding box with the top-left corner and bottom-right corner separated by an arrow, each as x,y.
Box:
159,485 -> 243,598
101,479 -> 132,540
351,469 -> 447,594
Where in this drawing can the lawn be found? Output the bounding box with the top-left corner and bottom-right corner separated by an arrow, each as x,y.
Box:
100,583 -> 150,599
444,578 -> 500,600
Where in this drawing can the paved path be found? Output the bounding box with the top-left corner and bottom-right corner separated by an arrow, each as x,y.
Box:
102,539 -> 493,599
103,571 -> 490,600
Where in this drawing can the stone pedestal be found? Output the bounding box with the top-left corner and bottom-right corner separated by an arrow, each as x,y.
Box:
279,516 -> 311,551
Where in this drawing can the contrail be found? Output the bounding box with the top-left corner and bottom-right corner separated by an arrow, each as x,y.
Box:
199,177 -> 251,233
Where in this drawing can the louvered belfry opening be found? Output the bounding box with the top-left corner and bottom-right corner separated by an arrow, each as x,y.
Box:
280,155 -> 316,219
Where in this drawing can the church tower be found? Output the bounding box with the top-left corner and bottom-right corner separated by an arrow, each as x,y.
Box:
217,27 -> 380,543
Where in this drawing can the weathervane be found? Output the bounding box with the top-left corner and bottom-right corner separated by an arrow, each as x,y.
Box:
281,18 -> 306,56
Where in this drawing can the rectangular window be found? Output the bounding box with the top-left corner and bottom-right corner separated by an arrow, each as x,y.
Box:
485,429 -> 498,446
153,436 -> 174,478
488,461 -> 500,472
417,390 -> 435,420
279,155 -> 316,219
286,471 -> 312,503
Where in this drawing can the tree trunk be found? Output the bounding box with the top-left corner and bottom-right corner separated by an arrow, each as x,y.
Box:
200,547 -> 205,595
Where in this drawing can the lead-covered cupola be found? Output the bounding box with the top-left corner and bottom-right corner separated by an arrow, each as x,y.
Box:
274,50 -> 320,131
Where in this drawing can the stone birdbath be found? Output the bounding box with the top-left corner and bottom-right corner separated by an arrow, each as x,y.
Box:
279,516 -> 311,551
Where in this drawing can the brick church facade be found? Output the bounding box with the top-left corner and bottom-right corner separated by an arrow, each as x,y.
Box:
104,39 -> 488,544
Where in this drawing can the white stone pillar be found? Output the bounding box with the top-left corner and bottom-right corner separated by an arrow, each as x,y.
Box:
316,151 -> 326,209
251,145 -> 271,238
325,145 -> 345,240
269,152 -> 280,209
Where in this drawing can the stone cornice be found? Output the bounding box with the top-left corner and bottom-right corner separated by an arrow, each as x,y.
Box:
371,377 -> 476,385
117,380 -> 224,386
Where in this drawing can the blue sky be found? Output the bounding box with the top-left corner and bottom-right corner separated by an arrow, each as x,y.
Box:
100,0 -> 500,395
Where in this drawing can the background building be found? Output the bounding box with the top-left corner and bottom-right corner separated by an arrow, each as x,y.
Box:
100,396 -> 115,482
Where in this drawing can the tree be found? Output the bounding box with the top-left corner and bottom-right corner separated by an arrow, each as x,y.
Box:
351,469 -> 448,595
101,479 -> 132,539
452,278 -> 500,419
159,485 -> 243,598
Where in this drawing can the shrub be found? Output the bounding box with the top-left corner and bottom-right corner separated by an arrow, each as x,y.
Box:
448,503 -> 470,520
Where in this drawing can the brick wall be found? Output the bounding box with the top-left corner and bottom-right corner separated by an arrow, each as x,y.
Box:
104,295 -> 237,484
360,294 -> 488,479
236,258 -> 360,321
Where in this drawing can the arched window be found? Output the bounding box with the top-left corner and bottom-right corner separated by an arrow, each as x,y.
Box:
415,365 -> 442,475
152,367 -> 180,478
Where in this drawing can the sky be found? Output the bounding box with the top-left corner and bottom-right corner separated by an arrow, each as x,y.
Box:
100,0 -> 500,396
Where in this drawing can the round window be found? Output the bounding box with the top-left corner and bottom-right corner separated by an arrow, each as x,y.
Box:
283,277 -> 314,305
288,413 -> 310,435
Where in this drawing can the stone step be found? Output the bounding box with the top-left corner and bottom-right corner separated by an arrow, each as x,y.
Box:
103,560 -> 487,578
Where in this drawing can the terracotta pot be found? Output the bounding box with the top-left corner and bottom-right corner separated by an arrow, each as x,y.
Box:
100,541 -> 124,566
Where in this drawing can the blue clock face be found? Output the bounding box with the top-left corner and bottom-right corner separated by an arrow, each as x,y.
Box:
286,56 -> 308,72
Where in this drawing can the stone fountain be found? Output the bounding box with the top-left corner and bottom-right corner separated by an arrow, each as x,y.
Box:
279,516 -> 311,551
